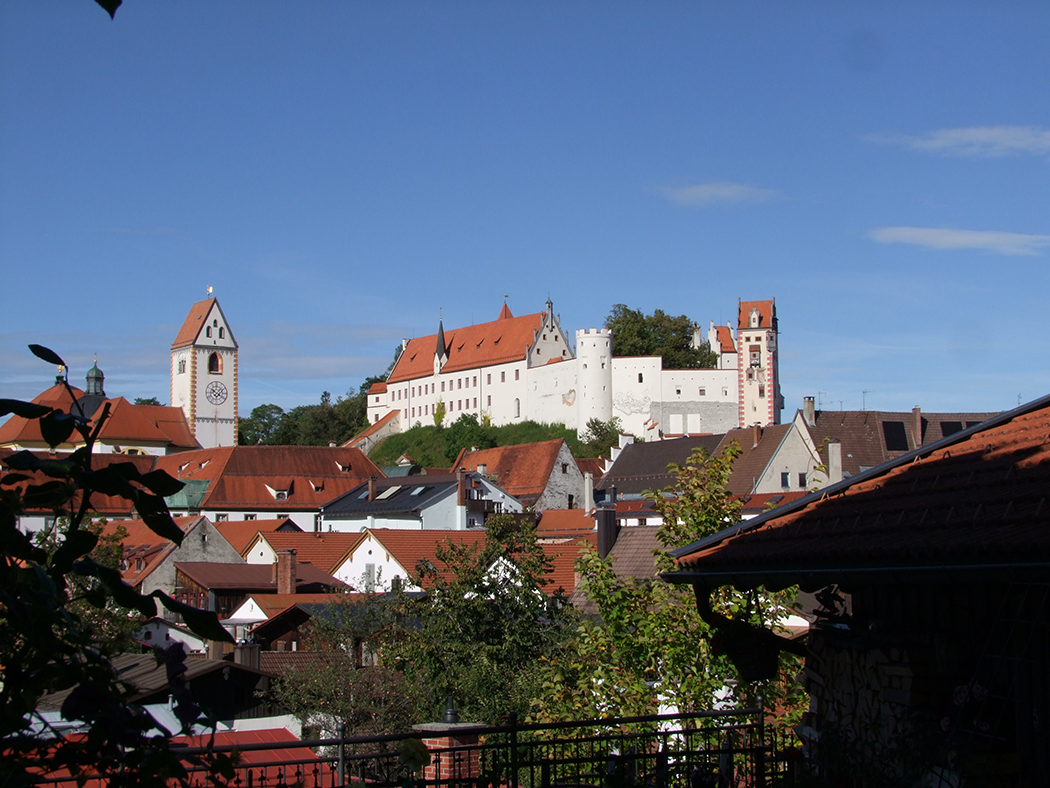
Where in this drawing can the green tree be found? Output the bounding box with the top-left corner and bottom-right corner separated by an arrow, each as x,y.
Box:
239,403 -> 285,445
133,396 -> 162,406
532,444 -> 804,723
605,304 -> 718,369
383,514 -> 574,723
582,417 -> 622,458
443,413 -> 496,464
1,346 -> 233,787
432,398 -> 446,428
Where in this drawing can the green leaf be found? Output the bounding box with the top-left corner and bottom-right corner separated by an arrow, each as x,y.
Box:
52,528 -> 99,573
83,465 -> 138,497
22,480 -> 73,510
135,493 -> 184,545
40,411 -> 76,447
28,344 -> 66,367
153,592 -> 233,642
0,399 -> 52,420
138,470 -> 185,498
74,558 -> 158,618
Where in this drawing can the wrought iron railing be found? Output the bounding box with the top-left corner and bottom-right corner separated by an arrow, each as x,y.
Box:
33,705 -> 796,788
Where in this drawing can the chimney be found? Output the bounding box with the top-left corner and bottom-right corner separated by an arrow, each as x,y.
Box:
913,407 -> 923,447
368,476 -> 377,500
583,471 -> 594,512
275,550 -> 297,595
457,471 -> 466,506
752,423 -> 761,448
233,642 -> 260,670
477,463 -> 487,478
828,441 -> 843,485
596,508 -> 619,558
803,396 -> 816,428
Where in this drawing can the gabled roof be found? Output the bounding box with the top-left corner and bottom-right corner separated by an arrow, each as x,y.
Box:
229,592 -> 354,621
133,404 -> 199,449
91,397 -> 178,445
174,561 -> 346,592
596,436 -> 725,497
0,381 -> 84,445
387,306 -> 546,383
246,531 -> 367,573
171,298 -> 237,349
575,457 -> 605,482
321,473 -> 474,518
668,394 -> 1050,590
108,515 -> 206,586
215,517 -> 300,555
361,528 -> 489,585
714,324 -> 736,354
454,440 -> 567,504
737,299 -> 775,329
715,423 -> 794,495
802,407 -> 999,478
154,446 -> 384,511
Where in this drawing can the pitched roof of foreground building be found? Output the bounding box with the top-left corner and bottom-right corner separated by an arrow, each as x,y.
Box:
453,439 -> 568,505
667,393 -> 1050,590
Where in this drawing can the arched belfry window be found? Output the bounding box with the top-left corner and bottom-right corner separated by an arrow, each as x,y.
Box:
208,352 -> 221,374
178,359 -> 186,374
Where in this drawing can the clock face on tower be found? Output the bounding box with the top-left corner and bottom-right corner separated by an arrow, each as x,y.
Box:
206,381 -> 228,405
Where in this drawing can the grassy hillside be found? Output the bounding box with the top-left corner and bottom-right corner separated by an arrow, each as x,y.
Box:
368,417 -> 593,469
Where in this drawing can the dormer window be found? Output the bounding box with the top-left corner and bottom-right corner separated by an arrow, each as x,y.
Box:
749,308 -> 761,328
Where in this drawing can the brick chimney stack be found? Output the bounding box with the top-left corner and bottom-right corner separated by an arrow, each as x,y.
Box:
274,550 -> 297,595
913,407 -> 923,447
803,396 -> 816,428
368,476 -> 377,500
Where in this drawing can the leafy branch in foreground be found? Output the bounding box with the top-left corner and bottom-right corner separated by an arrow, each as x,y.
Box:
1,345 -> 233,788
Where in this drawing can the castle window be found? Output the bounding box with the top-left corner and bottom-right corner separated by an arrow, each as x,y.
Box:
473,376 -> 477,387
699,388 -> 706,396
638,373 -> 643,383
514,399 -> 520,418
759,385 -> 766,398
208,352 -> 221,374
441,382 -> 445,392
458,379 -> 462,390
487,373 -> 491,385
515,370 -> 520,381
487,395 -> 491,406
501,371 -> 506,383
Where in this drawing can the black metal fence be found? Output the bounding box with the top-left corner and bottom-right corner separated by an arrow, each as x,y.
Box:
36,705 -> 796,788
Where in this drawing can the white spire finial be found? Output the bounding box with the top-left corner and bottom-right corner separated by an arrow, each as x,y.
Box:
207,285 -> 213,296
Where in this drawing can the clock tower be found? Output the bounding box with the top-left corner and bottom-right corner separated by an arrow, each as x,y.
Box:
171,296 -> 239,448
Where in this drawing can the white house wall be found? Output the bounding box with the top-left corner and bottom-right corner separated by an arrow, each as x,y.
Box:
526,361 -> 579,429
753,424 -> 823,495
335,532 -> 418,592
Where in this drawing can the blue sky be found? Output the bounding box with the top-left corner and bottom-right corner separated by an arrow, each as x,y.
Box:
2,2 -> 1048,419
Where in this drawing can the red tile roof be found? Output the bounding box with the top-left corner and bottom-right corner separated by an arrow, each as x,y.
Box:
0,381 -> 84,445
134,404 -> 199,448
153,445 -> 384,511
105,515 -> 205,586
216,518 -> 299,555
455,440 -> 565,503
171,298 -> 216,349
537,509 -> 595,538
175,561 -> 346,591
387,306 -> 546,383
575,457 -> 605,481
737,299 -> 775,329
364,528 -> 489,586
670,395 -> 1050,588
714,324 -> 736,354
250,531 -> 367,573
540,534 -> 597,595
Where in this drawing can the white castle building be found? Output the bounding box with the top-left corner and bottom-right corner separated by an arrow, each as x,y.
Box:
366,298 -> 782,439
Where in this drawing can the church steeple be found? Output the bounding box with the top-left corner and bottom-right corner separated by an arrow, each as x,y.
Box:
436,318 -> 447,359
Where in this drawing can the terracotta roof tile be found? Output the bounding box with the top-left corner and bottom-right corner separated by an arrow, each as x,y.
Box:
106,516 -> 206,586
171,298 -> 217,349
540,534 -> 596,595
737,299 -> 775,329
251,531 -> 367,573
715,325 -> 736,354
387,307 -> 546,383
575,457 -> 605,482
456,440 -> 564,502
216,518 -> 300,555
671,396 -> 1050,587
363,528 -> 489,586
537,509 -> 595,538
174,561 -> 346,591
0,382 -> 84,445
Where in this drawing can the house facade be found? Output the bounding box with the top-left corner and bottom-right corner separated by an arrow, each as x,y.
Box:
366,298 -> 783,439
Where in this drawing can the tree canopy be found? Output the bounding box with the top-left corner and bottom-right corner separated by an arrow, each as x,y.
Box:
605,304 -> 718,369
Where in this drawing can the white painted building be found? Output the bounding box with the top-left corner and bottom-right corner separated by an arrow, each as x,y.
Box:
366,298 -> 783,439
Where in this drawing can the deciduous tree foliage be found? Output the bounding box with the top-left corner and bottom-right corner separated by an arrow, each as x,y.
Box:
605,304 -> 718,369
1,346 -> 232,787
532,444 -> 805,724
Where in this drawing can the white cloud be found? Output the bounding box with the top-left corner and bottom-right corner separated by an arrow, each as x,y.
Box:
658,182 -> 781,206
867,126 -> 1050,158
868,226 -> 1050,256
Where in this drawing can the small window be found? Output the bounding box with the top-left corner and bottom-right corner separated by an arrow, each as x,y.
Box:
219,327 -> 225,339
798,472 -> 807,488
514,398 -> 520,418
759,385 -> 766,398
882,421 -> 910,451
515,370 -> 520,381
244,514 -> 256,521
215,513 -> 228,522
441,381 -> 445,392
698,388 -> 705,396
487,395 -> 491,406
501,371 -> 506,383
487,374 -> 491,385
458,379 -> 462,390
638,373 -> 643,383
208,352 -> 221,374
206,326 -> 212,338
561,463 -> 568,474
473,376 -> 477,387
177,359 -> 186,374
781,472 -> 790,488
